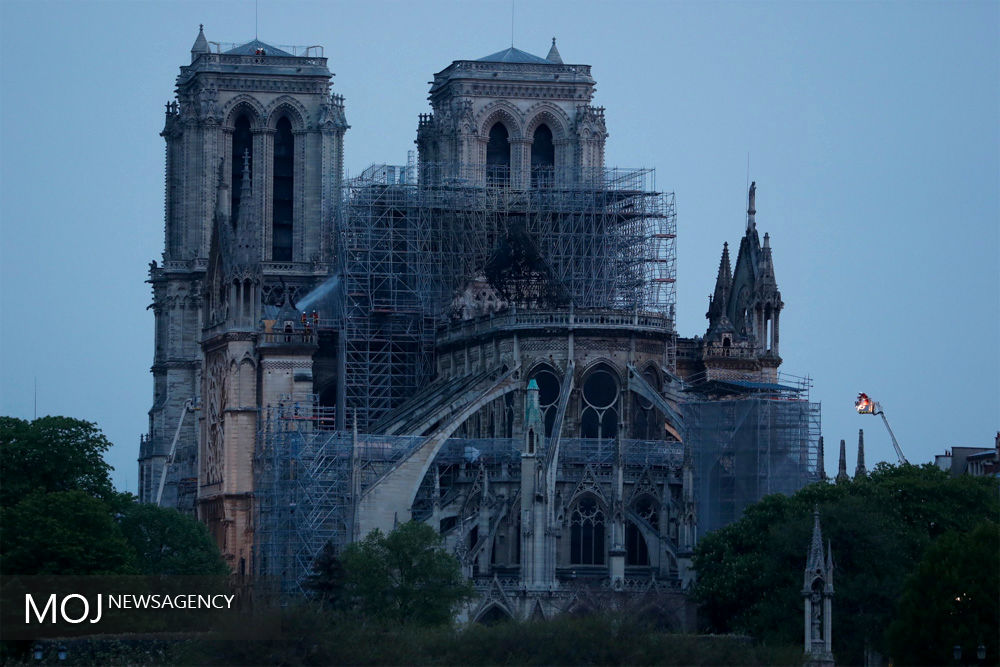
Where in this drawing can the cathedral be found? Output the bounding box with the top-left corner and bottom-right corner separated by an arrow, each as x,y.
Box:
138,27 -> 820,622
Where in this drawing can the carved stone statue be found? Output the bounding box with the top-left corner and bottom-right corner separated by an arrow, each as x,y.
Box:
810,590 -> 823,641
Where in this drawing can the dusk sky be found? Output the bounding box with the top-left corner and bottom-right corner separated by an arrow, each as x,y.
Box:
1,0 -> 997,492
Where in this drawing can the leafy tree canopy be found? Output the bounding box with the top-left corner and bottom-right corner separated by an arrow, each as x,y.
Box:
0,416 -> 228,579
693,463 -> 999,665
338,521 -> 473,626
0,490 -> 135,575
117,502 -> 229,576
887,521 -> 999,666
0,416 -> 114,507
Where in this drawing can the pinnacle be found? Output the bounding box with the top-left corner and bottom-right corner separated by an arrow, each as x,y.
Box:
191,24 -> 210,59
836,439 -> 849,482
818,436 -> 827,481
855,428 -> 867,478
806,507 -> 824,572
546,37 -> 563,64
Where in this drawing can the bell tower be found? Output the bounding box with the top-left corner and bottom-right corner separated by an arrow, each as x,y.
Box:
139,26 -> 348,528
415,39 -> 607,188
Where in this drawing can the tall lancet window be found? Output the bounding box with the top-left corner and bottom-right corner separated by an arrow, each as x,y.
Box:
486,122 -> 510,185
531,124 -> 554,187
272,117 -> 294,261
231,115 -> 252,227
570,496 -> 606,565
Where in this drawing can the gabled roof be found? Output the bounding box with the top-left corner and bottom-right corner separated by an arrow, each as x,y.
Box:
224,39 -> 294,57
476,47 -> 552,64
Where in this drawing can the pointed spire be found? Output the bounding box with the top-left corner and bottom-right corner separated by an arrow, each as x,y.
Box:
806,507 -> 825,572
854,429 -> 867,478
191,24 -> 209,62
229,148 -> 262,269
836,439 -> 849,482
817,436 -> 827,481
234,149 -> 252,228
707,242 -> 734,327
717,242 -> 732,289
747,180 -> 756,230
758,232 -> 778,287
546,37 -> 563,64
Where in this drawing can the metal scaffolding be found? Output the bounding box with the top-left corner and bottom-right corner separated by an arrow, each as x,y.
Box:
335,163 -> 676,429
682,375 -> 822,538
256,162 -> 683,592
254,399 -> 352,595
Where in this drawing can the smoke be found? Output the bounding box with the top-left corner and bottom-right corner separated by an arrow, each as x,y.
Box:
296,273 -> 342,315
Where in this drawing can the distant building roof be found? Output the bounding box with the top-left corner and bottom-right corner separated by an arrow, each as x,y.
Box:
224,39 -> 294,57
476,47 -> 552,64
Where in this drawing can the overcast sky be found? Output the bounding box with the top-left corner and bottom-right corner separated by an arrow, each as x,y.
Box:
1,0 -> 997,491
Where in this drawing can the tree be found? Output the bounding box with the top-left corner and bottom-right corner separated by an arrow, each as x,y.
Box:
0,490 -> 134,575
0,416 -> 229,578
887,521 -> 999,666
340,522 -> 473,626
117,502 -> 229,576
0,416 -> 114,508
304,541 -> 346,608
693,464 -> 999,665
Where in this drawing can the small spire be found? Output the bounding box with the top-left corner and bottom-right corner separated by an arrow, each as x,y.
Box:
546,37 -> 563,64
758,232 -> 777,285
854,429 -> 867,478
718,242 -> 732,282
747,180 -> 757,230
818,436 -> 827,481
233,149 -> 253,230
836,439 -> 849,482
707,242 -> 733,325
806,507 -> 825,572
191,24 -> 209,62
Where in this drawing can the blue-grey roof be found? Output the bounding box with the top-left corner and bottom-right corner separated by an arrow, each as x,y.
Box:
224,39 -> 294,57
476,47 -> 552,64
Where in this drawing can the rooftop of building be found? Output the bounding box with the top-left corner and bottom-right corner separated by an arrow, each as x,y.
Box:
429,39 -> 591,94
223,39 -> 295,57
476,46 -> 552,64
182,26 -> 330,80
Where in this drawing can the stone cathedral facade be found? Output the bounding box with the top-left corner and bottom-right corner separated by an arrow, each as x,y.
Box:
139,27 -> 347,516
140,27 -> 818,622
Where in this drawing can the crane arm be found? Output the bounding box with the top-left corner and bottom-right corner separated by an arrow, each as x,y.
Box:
155,399 -> 195,506
878,409 -> 908,465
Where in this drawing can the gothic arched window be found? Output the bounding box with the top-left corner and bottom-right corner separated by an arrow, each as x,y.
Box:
531,123 -> 554,187
272,116 -> 294,261
580,366 -> 619,439
570,495 -> 606,565
231,115 -> 252,226
486,122 -> 510,185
